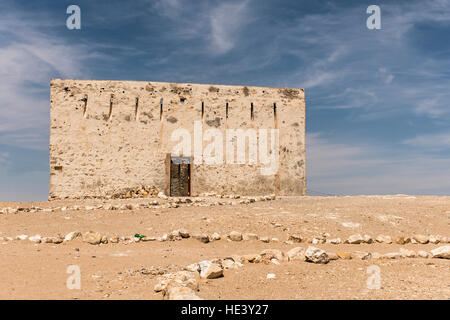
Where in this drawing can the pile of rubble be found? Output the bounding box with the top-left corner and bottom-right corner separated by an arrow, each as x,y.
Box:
111,185 -> 159,199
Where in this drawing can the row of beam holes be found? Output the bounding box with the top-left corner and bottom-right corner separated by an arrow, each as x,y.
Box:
82,96 -> 277,123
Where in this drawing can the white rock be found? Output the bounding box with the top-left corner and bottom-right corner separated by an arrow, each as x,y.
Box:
417,250 -> 430,258
211,232 -> 221,241
167,286 -> 202,300
376,235 -> 392,244
266,273 -> 276,279
157,191 -> 168,199
229,231 -> 243,241
287,247 -> 305,261
64,231 -> 81,242
305,246 -> 329,264
328,238 -> 342,244
270,258 -> 280,265
346,234 -> 364,244
184,263 -> 200,273
428,235 -> 440,244
382,252 -> 402,259
199,262 -> 223,279
412,234 -> 429,244
363,235 -> 373,244
178,229 -> 190,238
82,231 -> 102,245
16,234 -> 28,241
242,233 -> 258,241
430,246 -> 450,259
28,235 -> 41,243
399,248 -> 416,258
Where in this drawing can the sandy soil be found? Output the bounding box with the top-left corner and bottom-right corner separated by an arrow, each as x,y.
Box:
0,195 -> 449,300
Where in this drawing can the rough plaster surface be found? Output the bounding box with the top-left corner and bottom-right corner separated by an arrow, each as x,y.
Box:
49,79 -> 305,199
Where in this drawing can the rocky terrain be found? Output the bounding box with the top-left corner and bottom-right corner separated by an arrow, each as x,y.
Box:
0,194 -> 449,299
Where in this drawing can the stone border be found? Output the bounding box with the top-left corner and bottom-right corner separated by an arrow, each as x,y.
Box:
153,244 -> 450,299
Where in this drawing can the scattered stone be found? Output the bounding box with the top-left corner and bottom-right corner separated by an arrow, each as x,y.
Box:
328,238 -> 342,244
184,263 -> 200,273
229,231 -> 243,241
221,259 -> 240,269
154,271 -> 199,294
110,235 -> 120,243
417,250 -> 430,258
369,252 -> 381,259
286,247 -> 305,261
157,192 -> 168,200
260,249 -> 286,263
259,236 -> 270,243
382,252 -> 402,259
210,233 -> 221,241
327,252 -> 339,260
395,236 -> 409,245
430,246 -> 450,259
193,234 -> 210,244
271,258 -> 280,265
28,235 -> 41,243
82,231 -> 103,245
64,231 -> 81,242
167,286 -> 202,300
429,235 -> 440,244
288,234 -> 302,243
336,252 -> 352,260
346,234 -> 364,244
178,229 -> 190,238
399,248 -> 416,258
242,233 -> 258,241
305,246 -> 329,264
199,261 -> 223,279
412,234 -> 429,244
242,254 -> 261,263
363,235 -> 373,244
376,235 -> 392,244
352,251 -> 372,260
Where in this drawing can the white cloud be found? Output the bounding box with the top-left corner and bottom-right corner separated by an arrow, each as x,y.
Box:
404,132 -> 450,149
307,132 -> 450,195
209,1 -> 249,54
0,6 -> 99,150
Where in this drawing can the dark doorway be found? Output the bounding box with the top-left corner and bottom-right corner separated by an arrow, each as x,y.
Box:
170,156 -> 191,196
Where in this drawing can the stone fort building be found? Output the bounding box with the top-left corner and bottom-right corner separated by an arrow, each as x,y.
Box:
49,79 -> 305,199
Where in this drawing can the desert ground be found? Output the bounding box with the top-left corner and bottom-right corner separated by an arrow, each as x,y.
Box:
0,194 -> 449,300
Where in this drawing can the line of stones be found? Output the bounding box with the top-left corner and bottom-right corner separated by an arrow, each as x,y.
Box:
0,194 -> 276,215
3,229 -> 448,247
154,244 -> 450,300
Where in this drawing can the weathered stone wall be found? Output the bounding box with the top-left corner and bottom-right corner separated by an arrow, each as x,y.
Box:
49,79 -> 305,199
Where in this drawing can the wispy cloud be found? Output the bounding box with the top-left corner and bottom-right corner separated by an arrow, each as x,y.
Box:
0,3 -> 103,150
308,132 -> 450,195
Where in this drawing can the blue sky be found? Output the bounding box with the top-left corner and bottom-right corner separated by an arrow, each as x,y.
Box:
1,0 -> 450,200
